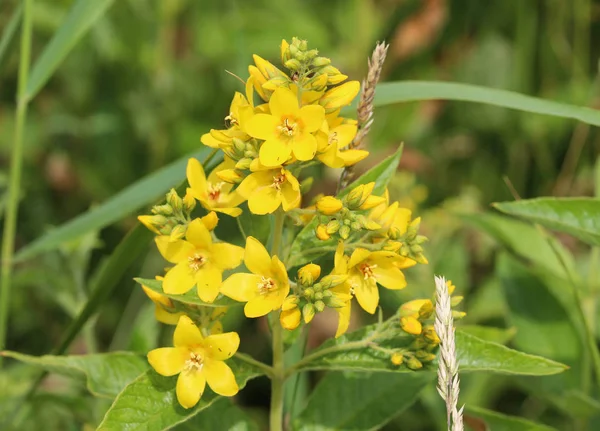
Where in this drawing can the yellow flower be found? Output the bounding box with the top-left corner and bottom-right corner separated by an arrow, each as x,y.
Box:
346,248 -> 407,314
249,54 -> 290,101
236,168 -> 301,215
329,241 -> 353,337
319,81 -> 360,111
316,119 -> 368,168
298,263 -> 321,285
315,196 -> 343,215
187,158 -> 244,217
200,92 -> 253,149
345,182 -> 385,210
156,218 -> 244,302
141,276 -> 184,325
400,316 -> 423,335
220,237 -> 290,317
280,296 -> 301,330
400,299 -> 433,319
147,315 -> 239,409
245,87 -> 325,167
315,224 -> 331,241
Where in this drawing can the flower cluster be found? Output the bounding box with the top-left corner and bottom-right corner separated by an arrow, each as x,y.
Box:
136,38 -> 430,409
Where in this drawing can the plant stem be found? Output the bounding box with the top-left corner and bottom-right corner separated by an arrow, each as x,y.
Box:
0,0 -> 33,366
235,352 -> 274,378
269,210 -> 286,431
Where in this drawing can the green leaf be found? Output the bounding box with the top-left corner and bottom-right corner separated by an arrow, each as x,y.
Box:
1,351 -> 148,398
466,405 -> 558,431
286,144 -> 403,268
458,325 -> 516,345
174,398 -> 259,431
134,277 -> 240,308
15,147 -> 218,262
493,197 -> 600,247
25,0 -> 116,100
97,357 -> 263,431
294,372 -> 433,431
293,324 -> 567,376
370,81 -> 600,127
0,5 -> 22,69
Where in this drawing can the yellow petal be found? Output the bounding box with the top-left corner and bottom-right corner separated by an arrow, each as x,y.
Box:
335,301 -> 351,338
187,158 -> 207,196
221,273 -> 261,302
200,132 -> 221,148
195,264 -> 222,303
213,206 -> 243,217
205,332 -> 240,360
269,87 -> 299,118
299,105 -> 325,133
244,236 -> 272,275
281,182 -> 301,211
244,295 -> 276,318
155,236 -> 195,264
291,133 -> 317,161
334,241 -> 348,273
280,307 -> 301,330
246,113 -> 279,141
259,139 -> 292,167
173,315 -> 204,347
155,306 -> 182,325
204,360 -> 239,396
186,218 -> 213,248
339,149 -> 369,166
163,262 -> 196,295
270,256 -> 290,289
353,276 -> 379,314
348,248 -> 372,269
248,186 -> 281,215
200,211 -> 219,231
372,265 -> 407,290
176,370 -> 206,409
333,124 -> 357,148
236,171 -> 270,198
321,81 -> 361,110
147,347 -> 187,376
211,243 -> 244,270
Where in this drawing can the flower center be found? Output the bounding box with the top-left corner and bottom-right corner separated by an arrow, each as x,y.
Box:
184,351 -> 204,373
359,263 -> 377,280
208,182 -> 224,201
257,276 -> 276,293
188,253 -> 207,271
328,131 -> 338,146
277,117 -> 299,137
271,173 -> 286,191
224,112 -> 238,127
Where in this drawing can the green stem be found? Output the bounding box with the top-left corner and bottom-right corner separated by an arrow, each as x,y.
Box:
269,210 -> 285,431
235,352 -> 274,378
0,0 -> 33,366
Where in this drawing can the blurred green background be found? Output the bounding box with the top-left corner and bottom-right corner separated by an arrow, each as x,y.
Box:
1,0 -> 600,429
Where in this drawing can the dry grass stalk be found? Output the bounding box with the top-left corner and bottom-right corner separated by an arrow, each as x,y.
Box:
434,275 -> 464,431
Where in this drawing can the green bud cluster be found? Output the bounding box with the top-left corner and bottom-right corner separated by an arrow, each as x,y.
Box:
222,137 -> 260,166
316,207 -> 380,241
141,188 -> 195,237
295,269 -> 348,324
395,218 -> 428,264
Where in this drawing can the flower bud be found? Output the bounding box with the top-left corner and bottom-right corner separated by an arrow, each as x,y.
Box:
138,215 -> 166,234
339,225 -> 350,240
166,189 -> 183,213
280,39 -> 291,64
284,59 -> 302,71
216,169 -> 243,184
314,300 -> 325,312
326,220 -> 341,234
415,351 -> 436,362
235,158 -> 253,170
280,307 -> 301,330
400,316 -> 422,335
183,191 -> 196,212
282,295 -> 300,311
312,56 -> 331,67
314,292 -> 323,300
324,295 -> 346,308
303,288 -> 315,300
422,326 -> 440,345
153,204 -> 173,216
452,310 -> 467,320
451,296 -> 464,307
350,221 -> 362,231
233,138 -> 247,154
316,196 -> 343,215
320,274 -> 347,289
345,182 -> 375,210
298,263 -> 321,285
316,224 -> 331,241
201,211 -> 219,231
406,357 -> 423,370
300,177 -> 314,194
303,303 -> 315,323
400,299 -> 433,318
390,353 -> 404,366
359,195 -> 386,210
169,224 -> 186,241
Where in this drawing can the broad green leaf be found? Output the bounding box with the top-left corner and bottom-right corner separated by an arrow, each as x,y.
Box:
2,351 -> 148,398
294,372 -> 433,431
493,197 -> 600,247
26,0 -> 115,100
134,277 -> 240,308
466,405 -> 557,431
458,325 -> 516,345
15,147 -> 218,262
369,81 -> 600,127
292,324 -> 567,376
174,398 -> 259,431
286,144 -> 403,268
0,5 -> 22,68
97,358 -> 263,431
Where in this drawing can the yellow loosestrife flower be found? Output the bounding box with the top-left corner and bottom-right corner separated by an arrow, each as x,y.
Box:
319,81 -> 360,111
147,315 -> 239,409
156,218 -> 243,302
221,237 -> 290,317
200,92 -> 253,148
187,158 -> 244,217
141,276 -> 184,325
236,168 -> 301,215
246,87 -> 325,167
346,248 -> 407,314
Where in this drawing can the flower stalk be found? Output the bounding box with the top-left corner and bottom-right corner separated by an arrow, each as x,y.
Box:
434,275 -> 464,431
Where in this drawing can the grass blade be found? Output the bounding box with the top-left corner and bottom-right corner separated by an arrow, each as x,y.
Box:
0,4 -> 22,69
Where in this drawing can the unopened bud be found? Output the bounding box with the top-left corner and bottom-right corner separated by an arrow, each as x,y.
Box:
169,224 -> 186,241
314,292 -> 323,300
284,59 -> 302,71
282,295 -> 300,311
216,169 -> 243,184
235,158 -> 253,170
400,316 -> 422,335
422,326 -> 440,345
316,196 -> 343,215
233,138 -> 246,153
415,351 -> 436,362
339,225 -> 351,240
406,357 -> 423,370
303,303 -> 315,323
183,191 -> 196,212
320,274 -> 347,289
166,189 -> 183,213
312,56 -> 331,67
452,310 -> 467,320
326,220 -> 341,234
451,296 -> 464,307
390,353 -> 404,366
298,263 -> 321,285
316,224 -> 331,241
314,300 -> 325,312
303,288 -> 315,299
300,177 -> 314,194
324,295 -> 346,308
153,204 -> 173,216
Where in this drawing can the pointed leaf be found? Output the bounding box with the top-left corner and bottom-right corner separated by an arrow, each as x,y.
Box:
294,372 -> 432,431
174,398 -> 259,431
97,357 -> 263,431
1,351 -> 148,398
286,145 -> 403,268
466,406 -> 558,431
493,197 -> 600,247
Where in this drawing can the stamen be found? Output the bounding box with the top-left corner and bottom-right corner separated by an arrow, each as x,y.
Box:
184,352 -> 204,372
188,253 -> 207,271
276,118 -> 298,137
224,112 -> 238,127
271,173 -> 286,191
208,182 -> 224,201
329,131 -> 338,146
359,263 -> 377,280
257,276 -> 276,293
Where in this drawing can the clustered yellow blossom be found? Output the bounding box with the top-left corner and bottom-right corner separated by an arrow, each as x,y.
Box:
136,37 -> 433,409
